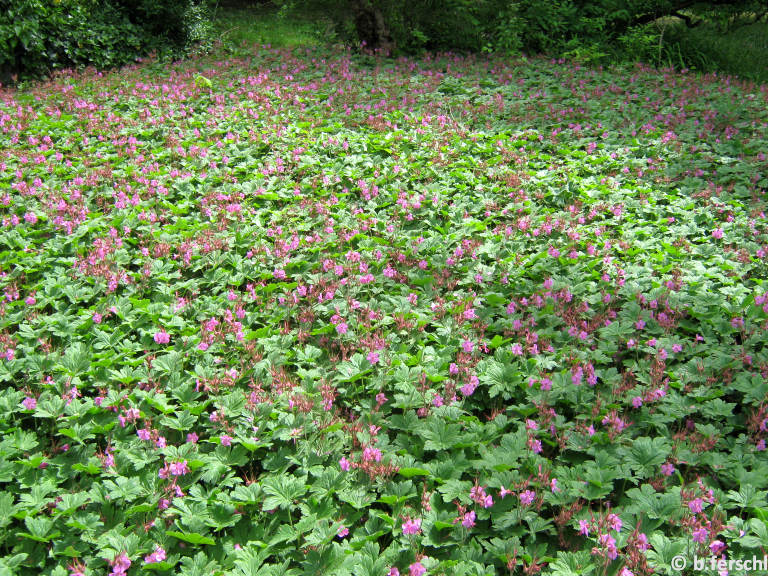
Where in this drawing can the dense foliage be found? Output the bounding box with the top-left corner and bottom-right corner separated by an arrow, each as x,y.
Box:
1,38 -> 768,576
0,0 -> 212,82
277,0 -> 768,71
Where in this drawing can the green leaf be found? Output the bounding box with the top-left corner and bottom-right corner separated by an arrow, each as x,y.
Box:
422,418 -> 462,451
166,531 -> 215,546
261,475 -> 307,510
397,467 -> 431,478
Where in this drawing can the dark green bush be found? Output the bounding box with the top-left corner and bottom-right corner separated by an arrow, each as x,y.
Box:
276,0 -> 767,80
0,0 -> 213,83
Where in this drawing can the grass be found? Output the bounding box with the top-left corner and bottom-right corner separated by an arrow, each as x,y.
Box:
211,4 -> 327,49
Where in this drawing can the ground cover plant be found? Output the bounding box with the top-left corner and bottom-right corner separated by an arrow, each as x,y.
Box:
0,36 -> 768,576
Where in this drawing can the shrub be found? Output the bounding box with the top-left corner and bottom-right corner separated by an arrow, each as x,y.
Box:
0,0 -> 213,83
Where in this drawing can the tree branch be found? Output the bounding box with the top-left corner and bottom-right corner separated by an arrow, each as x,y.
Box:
630,1 -> 697,28
670,10 -> 702,28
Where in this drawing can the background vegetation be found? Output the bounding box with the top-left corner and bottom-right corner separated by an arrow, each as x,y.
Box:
272,0 -> 768,81
0,0 -> 213,83
2,0 -> 767,83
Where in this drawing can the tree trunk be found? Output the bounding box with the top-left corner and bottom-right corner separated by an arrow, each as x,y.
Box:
351,0 -> 394,54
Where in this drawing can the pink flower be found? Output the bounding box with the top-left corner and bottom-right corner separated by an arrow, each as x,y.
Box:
692,527 -> 709,543
144,546 -> 166,564
461,339 -> 474,353
636,533 -> 649,551
712,228 -> 723,239
362,446 -> 382,462
367,351 -> 380,364
339,456 -> 351,471
710,540 -> 726,555
519,490 -> 535,506
607,513 -> 622,532
220,434 -> 232,446
25,296 -> 36,306
594,534 -> 618,560
461,510 -> 476,528
661,462 -> 675,476
337,524 -> 349,538
137,428 -> 151,441
402,516 -> 422,535
579,519 -> 590,536
460,375 -> 478,396
336,322 -> 348,335
499,485 -> 512,499
153,330 -> 170,344
22,396 -> 37,410
688,498 -> 704,514
169,460 -> 190,476
409,561 -> 426,576
109,553 -> 131,576
186,432 -> 198,443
